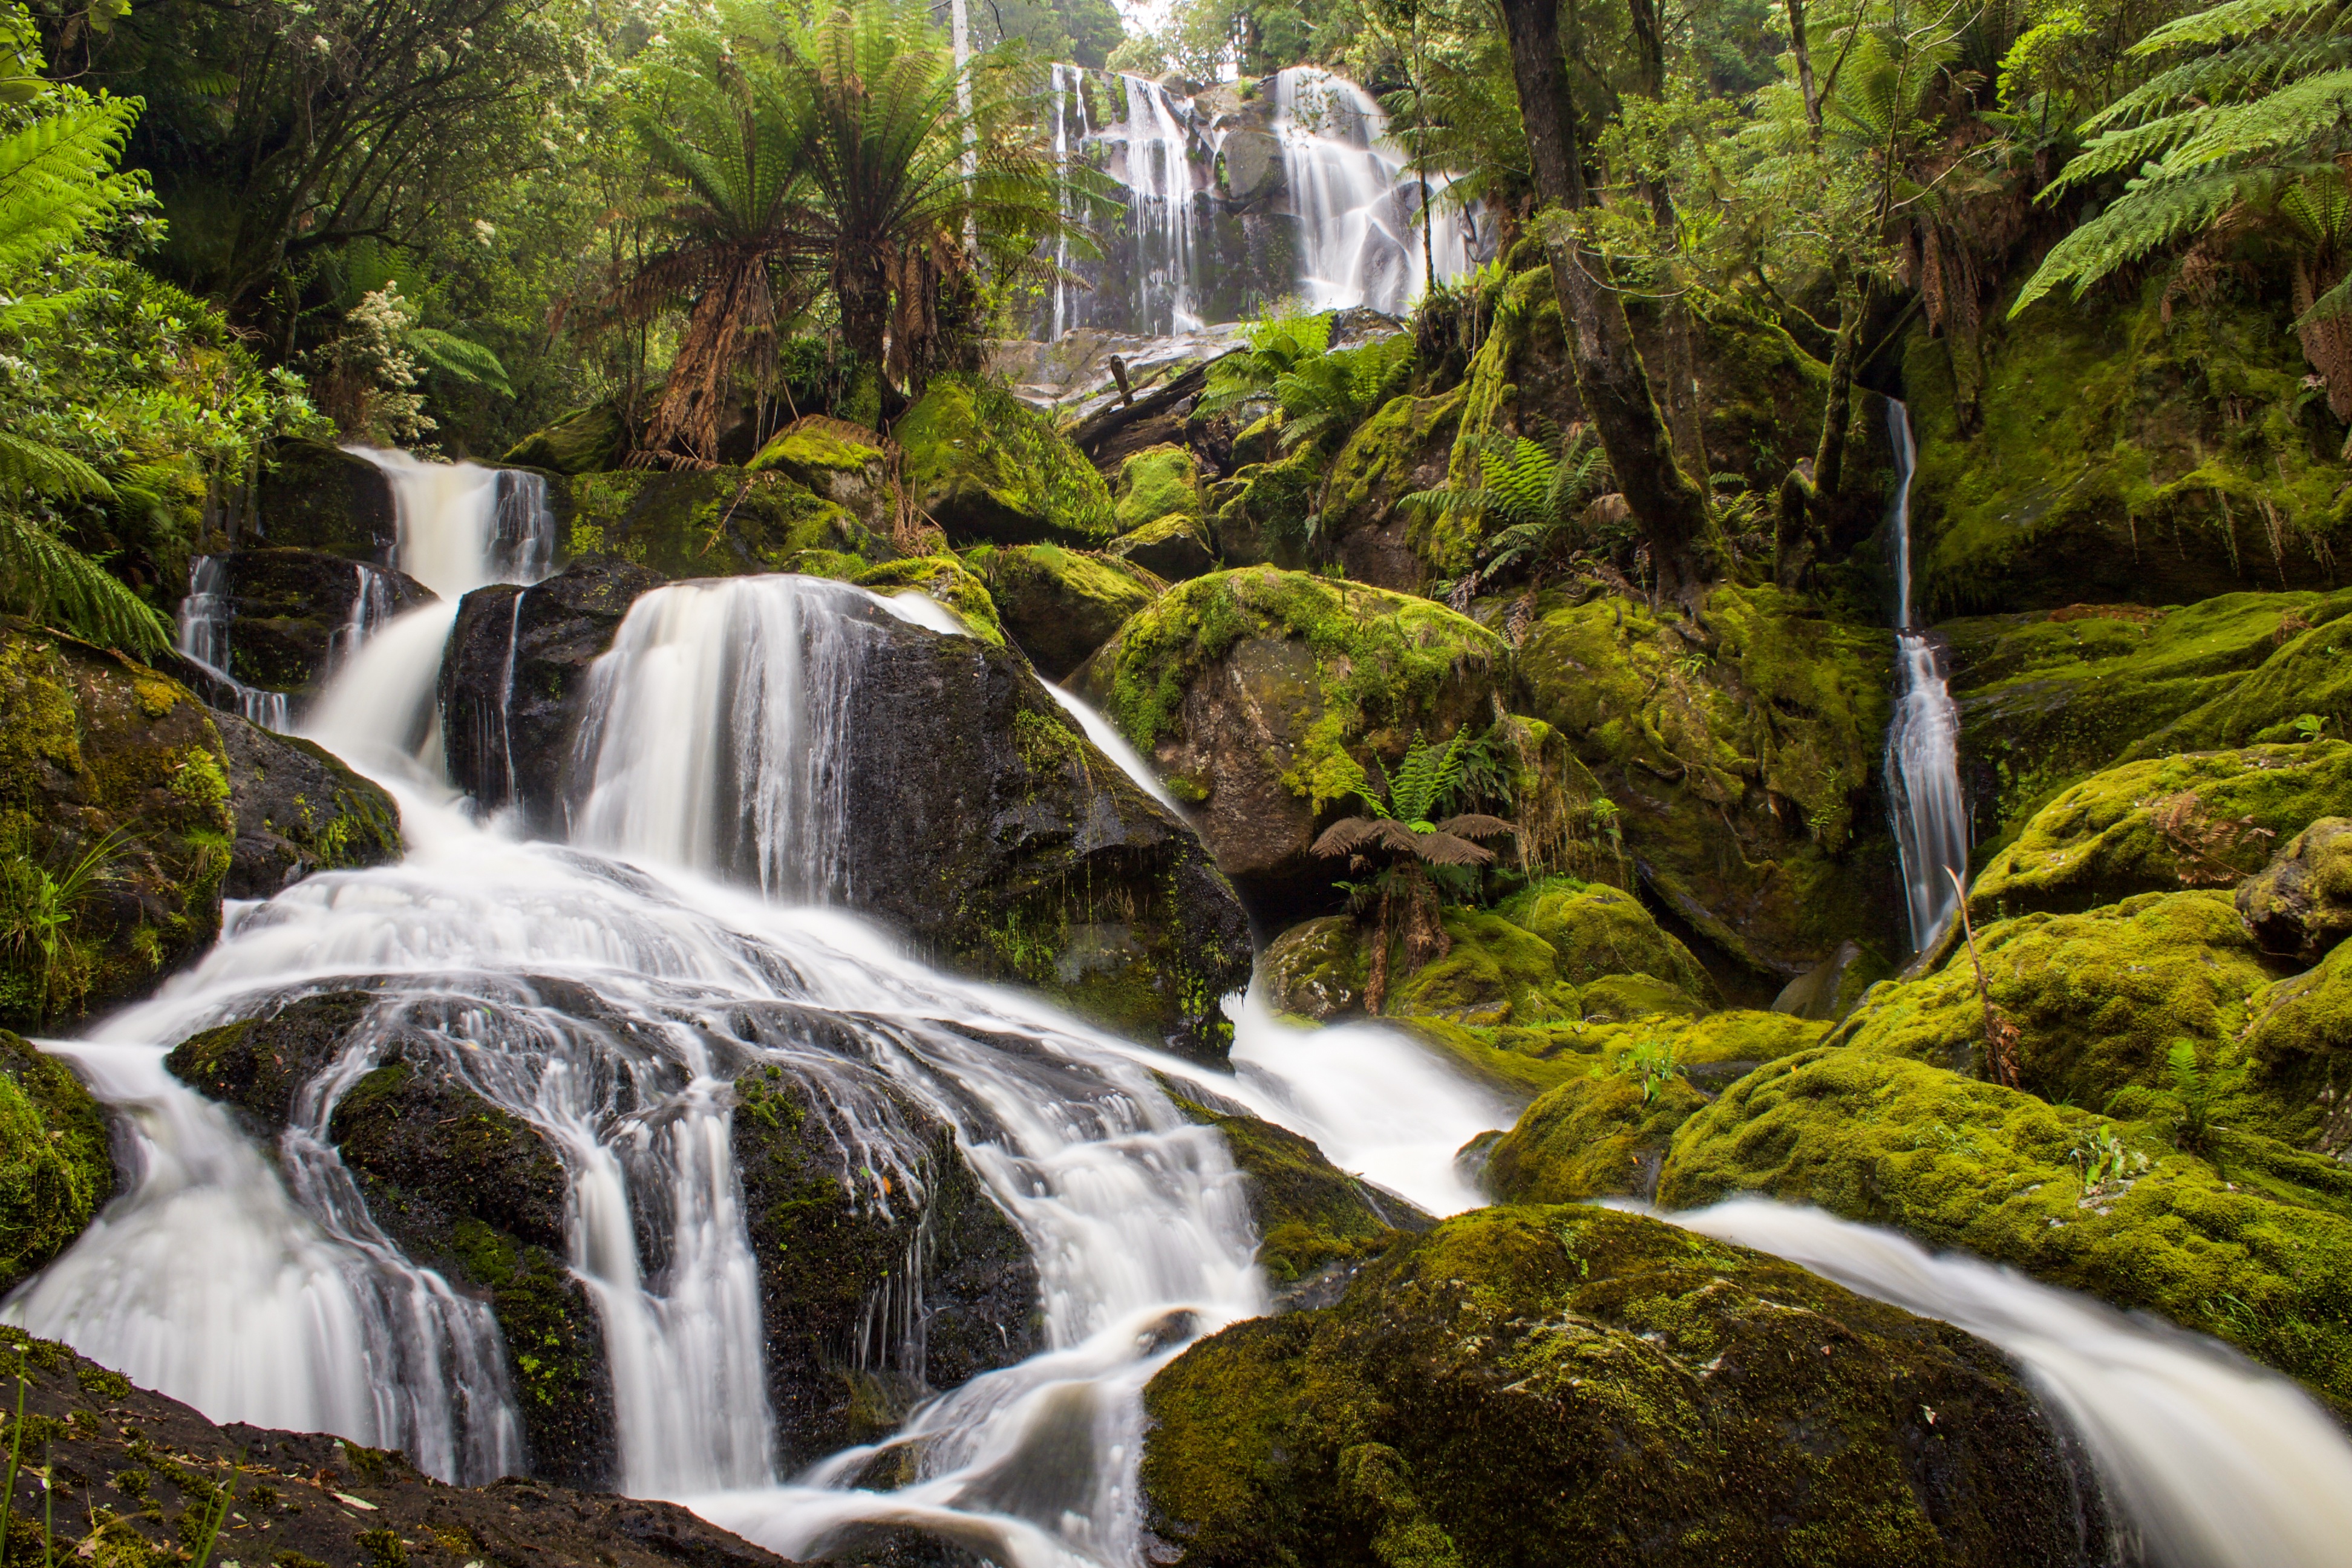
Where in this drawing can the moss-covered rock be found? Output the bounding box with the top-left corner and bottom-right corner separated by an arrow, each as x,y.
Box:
1208,449 -> 1318,570
1108,512 -> 1217,581
1381,907 -> 1581,1026
1768,939 -> 1895,1022
1483,1066 -> 1710,1204
0,1032 -> 113,1296
731,1060 -> 1037,1466
746,415 -> 896,535
961,543 -> 1160,681
1970,742 -> 2352,920
1514,584 -> 1898,980
1494,878 -> 1719,999
893,374 -> 1114,546
1140,1204 -> 2109,1568
1318,386 -> 1466,592
1080,567 -> 1502,909
2114,589 -> 2352,757
1395,1007 -> 1828,1101
2242,937 -> 2352,1161
563,465 -> 886,579
1907,281 -> 2345,617
177,548 -> 434,697
0,622 -> 235,1030
501,399 -> 632,475
1114,443 -> 1200,533
1659,1044 -> 2352,1411
215,712 -> 401,898
810,553 -> 1006,645
255,439 -> 397,560
2239,816 -> 2352,964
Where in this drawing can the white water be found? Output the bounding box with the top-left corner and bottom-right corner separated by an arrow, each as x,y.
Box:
1045,683 -> 1183,814
1109,74 -> 1203,336
1883,400 -> 1969,949
174,555 -> 291,732
1677,1200 -> 2352,1568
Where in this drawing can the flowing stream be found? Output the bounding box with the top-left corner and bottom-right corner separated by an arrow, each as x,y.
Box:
1883,399 -> 1970,949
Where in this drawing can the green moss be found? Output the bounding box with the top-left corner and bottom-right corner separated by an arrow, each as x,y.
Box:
1494,878 -> 1717,1000
447,1215 -> 604,1417
961,543 -> 1158,679
1108,512 -> 1217,581
1382,908 -> 1578,1027
2242,936 -> 2352,1160
0,1032 -> 113,1294
894,374 -> 1114,544
501,400 -> 630,474
565,465 -> 878,577
1514,584 -> 1897,975
1973,742 -> 2352,917
1575,972 -> 1707,1021
1320,386 -> 1469,580
1483,1067 -> 1710,1204
1262,915 -> 1371,1020
1114,443 -> 1200,532
1095,567 -> 1501,802
2238,816 -> 2352,964
1166,1089 -> 1416,1287
1659,1045 -> 2352,1410
748,420 -> 884,476
838,554 -> 1005,645
2113,591 -> 2352,756
1142,1204 -> 2103,1568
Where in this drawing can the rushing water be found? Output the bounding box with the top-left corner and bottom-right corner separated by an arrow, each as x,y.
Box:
174,556 -> 292,731
1883,400 -> 1970,949
1676,1201 -> 2352,1568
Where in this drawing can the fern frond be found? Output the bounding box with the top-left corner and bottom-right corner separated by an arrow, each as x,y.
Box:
0,512 -> 170,657
2131,0 -> 2342,57
0,430 -> 114,501
405,327 -> 515,397
2014,169 -> 2255,312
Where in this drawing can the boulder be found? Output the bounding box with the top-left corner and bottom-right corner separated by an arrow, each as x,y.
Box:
1261,915 -> 1368,1021
1315,385 -> 1466,593
564,466 -> 887,579
1769,938 -> 1892,1022
0,1323 -> 799,1568
1079,567 -> 1502,913
2241,936 -> 2352,1159
731,1059 -> 1039,1466
747,415 -> 897,535
1204,451 -> 1316,569
1218,127 -> 1284,203
439,555 -> 668,824
2239,816 -> 2352,963
961,543 -> 1160,681
1112,443 -> 1200,533
1514,584 -> 1899,981
168,992 -> 613,1485
893,374 -> 1114,546
1396,1005 -> 1829,1101
812,553 -> 1006,644
503,399 -> 633,475
1140,1204 -> 2111,1568
180,547 -> 434,697
1493,878 -> 1719,999
214,711 -> 402,898
0,622 -> 234,1030
1659,1044 -> 2352,1410
1482,1064 -> 1708,1204
1107,512 -> 1217,581
0,1031 -> 113,1296
254,438 -> 397,559
1969,742 -> 2352,921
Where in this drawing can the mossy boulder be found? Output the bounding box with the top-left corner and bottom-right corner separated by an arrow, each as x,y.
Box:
502,399 -> 632,475
1970,742 -> 2352,920
2239,816 -> 2352,964
563,465 -> 886,579
961,543 -> 1160,681
1514,584 -> 1898,980
893,374 -> 1114,546
1494,878 -> 1718,1000
746,415 -> 895,534
1382,907 -> 1583,1026
439,555 -> 668,825
1114,442 -> 1201,532
168,992 -> 612,1485
2114,589 -> 2352,757
1167,1088 -> 1429,1307
1317,385 -> 1467,592
1261,914 -> 1369,1021
0,622 -> 234,1030
800,552 -> 1005,644
1838,890 -> 2308,1141
1941,592 -> 2346,844
215,711 -> 402,898
1080,567 -> 1502,911
731,1060 -> 1037,1466
2243,936 -> 2352,1161
1108,512 -> 1217,581
1769,939 -> 1895,1023
1140,1204 -> 2110,1568
255,439 -> 397,560
177,548 -> 434,697
1659,1044 -> 2352,1411
1482,1066 -> 1710,1204
0,1032 -> 113,1296
1393,1006 -> 1826,1101
1208,449 -> 1318,570
1907,281 -> 2346,616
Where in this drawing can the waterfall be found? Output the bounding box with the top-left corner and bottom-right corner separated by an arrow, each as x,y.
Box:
1883,400 -> 1969,949
345,448 -> 552,600
1676,1201 -> 2352,1568
1045,682 -> 1183,814
328,561 -> 400,673
1050,63 -> 1091,341
1111,74 -> 1203,335
174,556 -> 291,732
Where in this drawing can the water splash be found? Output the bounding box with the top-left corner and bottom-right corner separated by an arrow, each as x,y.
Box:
1883,400 -> 1969,949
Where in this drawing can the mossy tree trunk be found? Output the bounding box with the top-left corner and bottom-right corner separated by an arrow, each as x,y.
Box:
1501,0 -> 1714,593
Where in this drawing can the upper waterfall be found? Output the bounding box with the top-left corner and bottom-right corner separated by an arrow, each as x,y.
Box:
1881,400 -> 1970,950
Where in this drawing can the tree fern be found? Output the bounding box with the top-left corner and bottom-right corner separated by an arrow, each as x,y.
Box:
0,513 -> 170,656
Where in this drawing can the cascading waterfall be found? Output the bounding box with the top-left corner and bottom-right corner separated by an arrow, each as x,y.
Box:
1111,74 -> 1203,335
1882,400 -> 1970,949
174,556 -> 290,731
328,562 -> 399,673
1269,67 -> 1474,316
1050,63 -> 1091,341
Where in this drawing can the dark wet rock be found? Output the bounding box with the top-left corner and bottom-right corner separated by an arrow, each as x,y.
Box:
214,711 -> 402,898
0,1323 -> 799,1567
437,555 -> 667,825
0,621 -> 235,1030
730,1061 -> 1039,1467
1140,1204 -> 2111,1568
959,543 -> 1160,682
185,547 -> 435,697
255,439 -> 399,560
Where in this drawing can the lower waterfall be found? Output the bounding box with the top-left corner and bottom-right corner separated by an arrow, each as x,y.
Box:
1883,399 -> 1971,949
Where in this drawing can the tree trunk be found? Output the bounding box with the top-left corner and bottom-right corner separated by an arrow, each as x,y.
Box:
1629,0 -> 1712,521
1812,264 -> 1867,507
1501,0 -> 1714,590
1785,0 -> 1823,139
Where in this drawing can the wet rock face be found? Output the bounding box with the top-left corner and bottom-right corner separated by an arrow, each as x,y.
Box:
1140,1204 -> 2109,1568
187,547 -> 435,697
254,439 -> 399,560
0,1324 -> 800,1568
437,555 -> 667,828
730,1059 -> 1039,1466
214,711 -> 402,898
2238,815 -> 2352,964
960,543 -> 1159,682
165,993 -> 615,1488
0,622 -> 235,1030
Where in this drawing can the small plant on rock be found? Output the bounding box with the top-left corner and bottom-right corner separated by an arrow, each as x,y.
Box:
1593,1035 -> 1682,1105
2167,1039 -> 2216,1155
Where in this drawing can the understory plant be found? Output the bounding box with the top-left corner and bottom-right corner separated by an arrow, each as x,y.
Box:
1312,729 -> 1515,1014
0,828 -> 125,1027
1593,1034 -> 1682,1105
